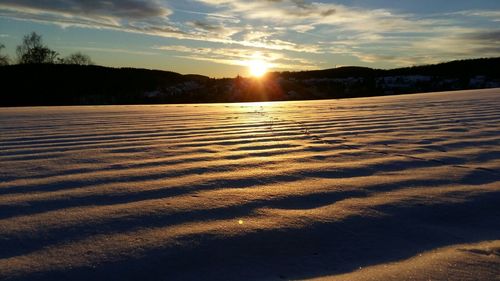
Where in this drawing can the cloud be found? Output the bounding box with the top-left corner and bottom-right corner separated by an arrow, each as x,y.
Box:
196,0 -> 339,22
0,0 -> 319,54
189,20 -> 224,32
291,24 -> 315,33
73,46 -> 159,56
463,30 -> 500,43
451,10 -> 500,21
0,0 -> 498,70
0,0 -> 180,38
243,30 -> 274,42
349,28 -> 500,66
0,0 -> 170,19
186,20 -> 241,39
153,45 -> 317,70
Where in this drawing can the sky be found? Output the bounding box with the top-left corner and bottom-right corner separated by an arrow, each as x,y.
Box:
0,0 -> 499,77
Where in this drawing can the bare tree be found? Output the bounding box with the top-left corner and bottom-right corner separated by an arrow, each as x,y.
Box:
61,52 -> 94,65
0,43 -> 9,66
16,32 -> 59,64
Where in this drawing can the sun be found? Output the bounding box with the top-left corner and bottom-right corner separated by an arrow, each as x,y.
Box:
248,59 -> 268,78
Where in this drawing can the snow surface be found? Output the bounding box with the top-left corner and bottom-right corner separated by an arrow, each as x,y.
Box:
0,89 -> 499,281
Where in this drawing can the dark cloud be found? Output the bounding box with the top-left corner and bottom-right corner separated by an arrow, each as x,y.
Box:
291,0 -> 313,10
473,46 -> 500,53
0,0 -> 170,19
264,0 -> 312,9
461,30 -> 500,55
264,0 -> 335,18
190,20 -> 224,32
127,22 -> 185,35
0,0 -> 186,39
320,8 -> 336,17
0,8 -> 119,28
463,30 -> 500,43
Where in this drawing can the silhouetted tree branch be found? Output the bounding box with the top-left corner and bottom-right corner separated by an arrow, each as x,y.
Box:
16,32 -> 59,64
61,52 -> 94,65
0,43 -> 9,66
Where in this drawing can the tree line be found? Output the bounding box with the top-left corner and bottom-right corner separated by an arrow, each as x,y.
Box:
0,32 -> 93,66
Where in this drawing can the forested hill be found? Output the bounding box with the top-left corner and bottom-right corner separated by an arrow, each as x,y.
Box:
0,64 -> 208,106
278,58 -> 500,79
1,57 -> 499,106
